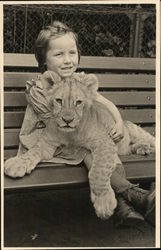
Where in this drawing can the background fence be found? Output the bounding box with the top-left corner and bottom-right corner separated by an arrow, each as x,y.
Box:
4,4 -> 156,58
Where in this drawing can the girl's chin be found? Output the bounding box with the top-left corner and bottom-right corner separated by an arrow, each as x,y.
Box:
59,68 -> 76,78
61,73 -> 73,78
60,72 -> 73,77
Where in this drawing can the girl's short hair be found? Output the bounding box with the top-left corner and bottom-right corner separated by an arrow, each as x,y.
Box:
35,21 -> 80,73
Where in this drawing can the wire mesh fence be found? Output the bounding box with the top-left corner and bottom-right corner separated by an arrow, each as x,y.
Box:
4,4 -> 156,58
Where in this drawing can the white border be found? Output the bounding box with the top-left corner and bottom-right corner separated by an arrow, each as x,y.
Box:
1,0 -> 160,249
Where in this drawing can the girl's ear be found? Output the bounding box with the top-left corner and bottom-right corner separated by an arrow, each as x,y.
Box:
84,74 -> 99,94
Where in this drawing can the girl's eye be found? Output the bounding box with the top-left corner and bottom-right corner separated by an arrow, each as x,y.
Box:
56,98 -> 62,105
70,50 -> 77,55
76,100 -> 82,106
54,52 -> 63,57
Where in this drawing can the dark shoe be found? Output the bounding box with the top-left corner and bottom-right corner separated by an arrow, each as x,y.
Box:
144,188 -> 155,226
121,185 -> 155,226
113,196 -> 144,227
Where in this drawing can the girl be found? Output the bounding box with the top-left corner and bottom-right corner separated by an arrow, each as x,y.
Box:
15,21 -> 156,226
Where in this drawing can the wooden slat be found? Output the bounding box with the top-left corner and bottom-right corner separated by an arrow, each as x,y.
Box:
100,91 -> 155,106
80,57 -> 156,72
4,164 -> 89,193
144,126 -> 155,135
4,53 -> 37,68
4,149 -> 18,159
4,146 -> 155,163
4,125 -> 155,148
4,72 -> 37,87
4,91 -> 155,107
98,74 -> 155,89
119,109 -> 155,124
4,128 -> 20,147
4,154 -> 155,193
4,112 -> 25,128
122,158 -> 155,181
4,72 -> 155,89
4,53 -> 156,72
4,92 -> 27,107
4,109 -> 155,128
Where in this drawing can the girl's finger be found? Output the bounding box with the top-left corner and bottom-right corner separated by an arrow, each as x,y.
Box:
113,134 -> 124,142
112,132 -> 120,138
114,138 -> 121,143
110,129 -> 117,136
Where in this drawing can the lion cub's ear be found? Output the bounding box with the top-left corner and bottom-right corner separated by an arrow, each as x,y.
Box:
84,74 -> 99,95
42,71 -> 61,87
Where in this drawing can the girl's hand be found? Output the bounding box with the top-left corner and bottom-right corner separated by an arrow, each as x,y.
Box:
110,121 -> 124,143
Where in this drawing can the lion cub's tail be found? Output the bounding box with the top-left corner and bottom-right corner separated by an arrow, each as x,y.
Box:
125,120 -> 155,155
125,121 -> 155,145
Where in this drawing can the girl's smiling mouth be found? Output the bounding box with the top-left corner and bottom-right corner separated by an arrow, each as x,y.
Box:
61,66 -> 73,70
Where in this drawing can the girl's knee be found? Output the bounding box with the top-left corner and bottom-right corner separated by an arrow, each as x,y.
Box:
115,163 -> 126,177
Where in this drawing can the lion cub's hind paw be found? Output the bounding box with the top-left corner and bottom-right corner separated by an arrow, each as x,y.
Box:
136,147 -> 150,155
131,143 -> 153,155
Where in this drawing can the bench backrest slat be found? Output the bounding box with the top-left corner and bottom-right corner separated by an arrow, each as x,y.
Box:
4,109 -> 155,128
4,91 -> 155,107
4,53 -> 156,71
4,72 -> 155,89
4,125 -> 155,148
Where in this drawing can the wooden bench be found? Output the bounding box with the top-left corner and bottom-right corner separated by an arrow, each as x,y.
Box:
4,53 -> 156,194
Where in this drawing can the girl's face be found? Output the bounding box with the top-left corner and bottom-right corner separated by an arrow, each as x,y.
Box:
46,33 -> 79,78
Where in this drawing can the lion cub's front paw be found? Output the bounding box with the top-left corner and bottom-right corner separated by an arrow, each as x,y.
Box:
91,187 -> 117,219
4,156 -> 36,178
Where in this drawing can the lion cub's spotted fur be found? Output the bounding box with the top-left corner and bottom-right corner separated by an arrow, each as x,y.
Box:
5,72 -> 155,219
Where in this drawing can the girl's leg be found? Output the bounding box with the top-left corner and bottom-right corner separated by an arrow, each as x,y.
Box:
84,153 -> 143,224
84,153 -> 136,193
84,153 -> 155,225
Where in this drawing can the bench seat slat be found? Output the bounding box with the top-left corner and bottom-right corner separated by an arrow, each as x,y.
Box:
4,154 -> 155,193
4,149 -> 18,159
4,91 -> 155,107
4,72 -> 155,89
4,147 -> 155,163
4,54 -> 156,71
4,109 -> 155,128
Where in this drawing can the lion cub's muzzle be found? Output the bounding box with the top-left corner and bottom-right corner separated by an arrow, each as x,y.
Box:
57,110 -> 80,132
62,117 -> 74,125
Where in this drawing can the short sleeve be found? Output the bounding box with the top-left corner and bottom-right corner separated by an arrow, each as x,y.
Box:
25,76 -> 51,120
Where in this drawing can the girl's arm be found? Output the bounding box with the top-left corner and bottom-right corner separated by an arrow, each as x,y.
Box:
96,92 -> 124,142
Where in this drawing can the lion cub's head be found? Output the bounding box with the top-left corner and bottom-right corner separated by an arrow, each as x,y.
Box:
44,71 -> 98,132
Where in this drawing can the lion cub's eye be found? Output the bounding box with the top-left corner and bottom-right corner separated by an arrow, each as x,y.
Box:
56,98 -> 63,105
76,100 -> 82,106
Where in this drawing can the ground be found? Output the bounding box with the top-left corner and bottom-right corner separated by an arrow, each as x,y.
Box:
4,188 -> 155,248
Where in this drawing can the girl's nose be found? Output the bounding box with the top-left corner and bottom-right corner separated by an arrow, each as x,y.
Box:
64,54 -> 71,63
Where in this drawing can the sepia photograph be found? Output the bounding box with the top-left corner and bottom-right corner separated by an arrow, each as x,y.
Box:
1,0 -> 160,248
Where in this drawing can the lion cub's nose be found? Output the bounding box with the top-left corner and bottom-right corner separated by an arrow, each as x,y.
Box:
62,117 -> 74,124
